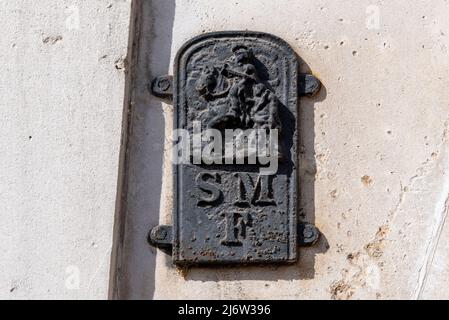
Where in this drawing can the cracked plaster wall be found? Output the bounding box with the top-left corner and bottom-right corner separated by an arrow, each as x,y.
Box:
118,0 -> 449,300
3,0 -> 449,300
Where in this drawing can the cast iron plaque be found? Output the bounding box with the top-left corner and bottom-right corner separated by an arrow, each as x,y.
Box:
149,31 -> 320,266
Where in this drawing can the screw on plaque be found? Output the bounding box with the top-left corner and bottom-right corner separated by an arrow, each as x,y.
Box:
298,223 -> 320,246
150,75 -> 173,101
148,225 -> 173,251
299,74 -> 321,97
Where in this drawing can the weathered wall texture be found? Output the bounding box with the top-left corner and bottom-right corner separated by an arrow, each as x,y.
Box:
117,0 -> 449,300
0,0 -> 132,299
3,0 -> 449,300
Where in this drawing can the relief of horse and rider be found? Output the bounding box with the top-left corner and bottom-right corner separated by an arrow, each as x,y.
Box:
195,45 -> 282,133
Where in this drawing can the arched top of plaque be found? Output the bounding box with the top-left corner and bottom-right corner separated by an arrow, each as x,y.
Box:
174,31 -> 299,133
149,31 -> 321,266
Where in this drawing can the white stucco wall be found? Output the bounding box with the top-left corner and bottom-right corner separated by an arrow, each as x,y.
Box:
0,0 -> 132,299
117,0 -> 449,299
4,0 -> 449,300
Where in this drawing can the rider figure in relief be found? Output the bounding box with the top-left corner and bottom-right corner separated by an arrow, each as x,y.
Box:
196,45 -> 281,132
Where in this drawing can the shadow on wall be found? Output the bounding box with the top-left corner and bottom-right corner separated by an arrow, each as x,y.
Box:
111,0 -> 176,300
113,0 -> 328,298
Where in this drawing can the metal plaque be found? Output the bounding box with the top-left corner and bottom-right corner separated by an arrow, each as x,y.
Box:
149,31 -> 320,266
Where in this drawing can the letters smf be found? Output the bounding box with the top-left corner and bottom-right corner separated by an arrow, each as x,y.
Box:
196,172 -> 276,246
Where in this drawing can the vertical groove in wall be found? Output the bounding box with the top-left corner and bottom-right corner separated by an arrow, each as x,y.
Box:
108,0 -> 143,300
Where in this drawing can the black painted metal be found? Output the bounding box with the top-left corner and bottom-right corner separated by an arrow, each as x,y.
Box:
148,225 -> 172,249
151,75 -> 173,100
298,223 -> 320,247
148,31 -> 321,266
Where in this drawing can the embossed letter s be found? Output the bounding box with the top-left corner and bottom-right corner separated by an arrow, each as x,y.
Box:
196,172 -> 222,206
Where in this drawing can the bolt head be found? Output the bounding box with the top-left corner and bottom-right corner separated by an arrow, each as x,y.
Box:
300,223 -> 320,246
303,225 -> 314,239
158,78 -> 170,91
152,227 -> 167,241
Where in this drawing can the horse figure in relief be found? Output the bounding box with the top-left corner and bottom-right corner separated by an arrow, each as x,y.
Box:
195,45 -> 281,132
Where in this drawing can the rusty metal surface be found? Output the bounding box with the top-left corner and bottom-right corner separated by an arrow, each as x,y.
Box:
149,31 -> 321,266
